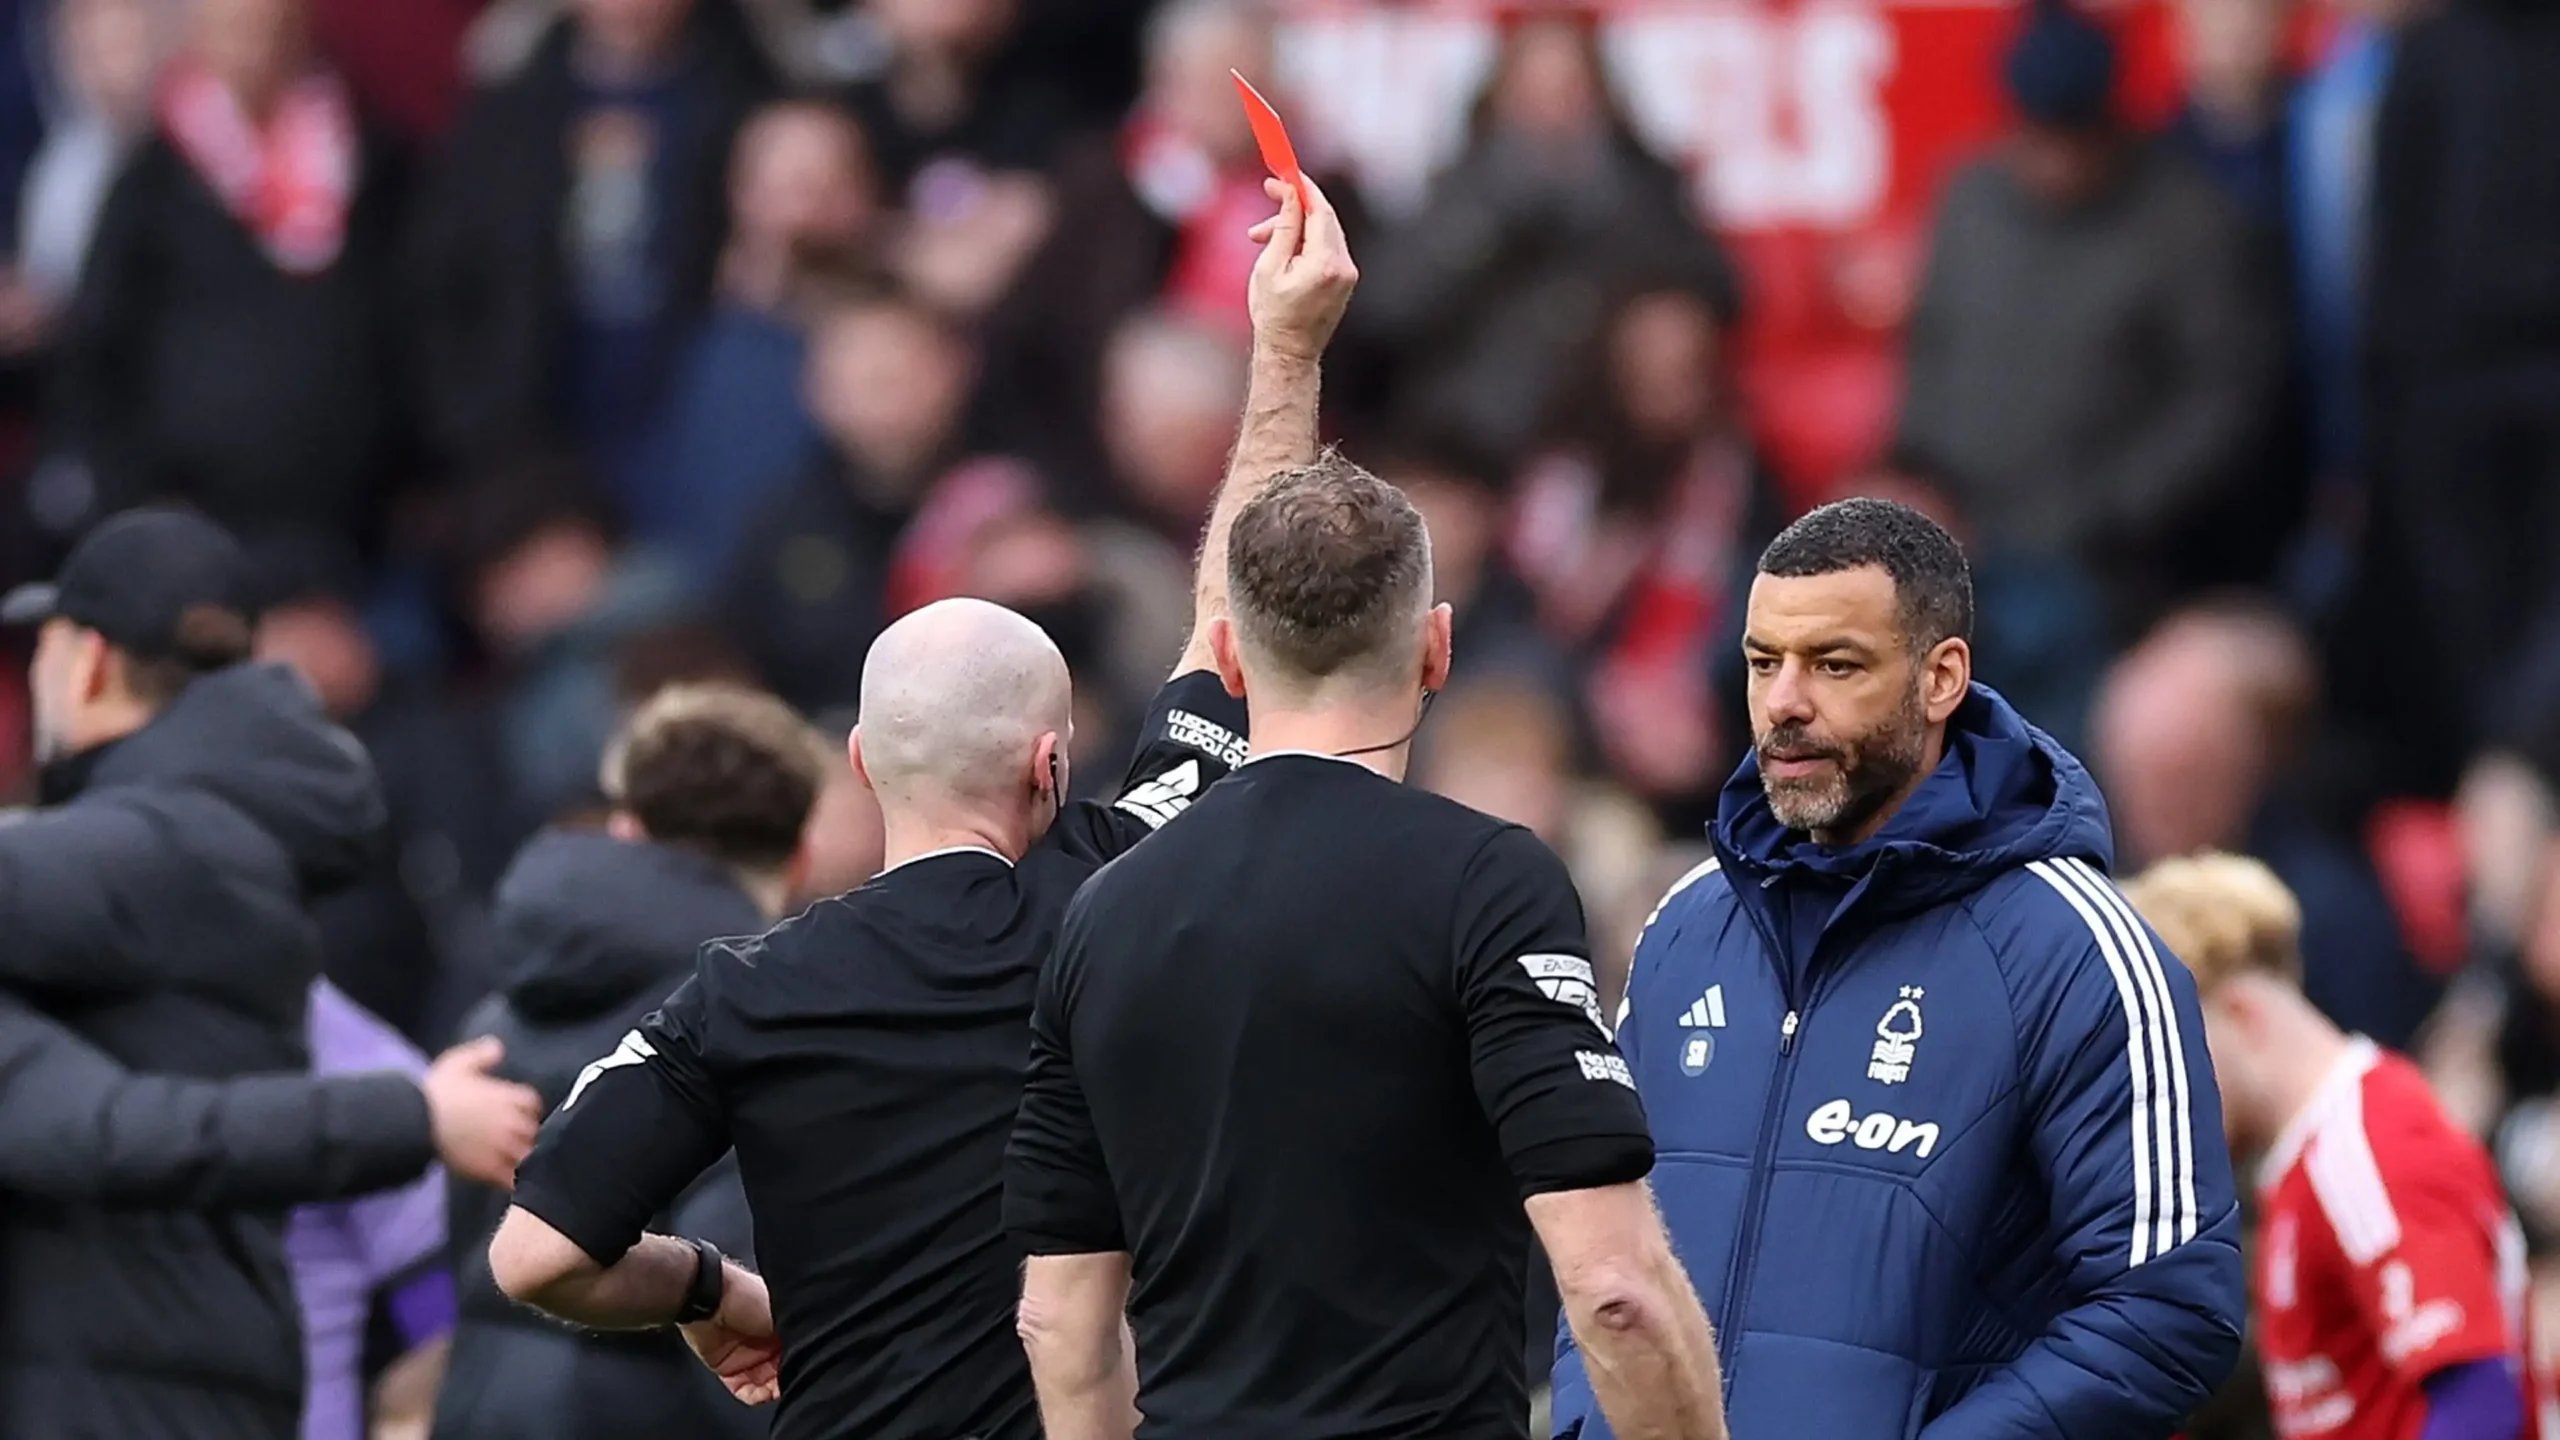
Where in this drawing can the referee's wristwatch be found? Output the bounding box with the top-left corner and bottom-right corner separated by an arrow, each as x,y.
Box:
673,1237 -> 726,1325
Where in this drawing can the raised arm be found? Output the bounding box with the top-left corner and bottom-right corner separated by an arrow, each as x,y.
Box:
1175,176 -> 1361,677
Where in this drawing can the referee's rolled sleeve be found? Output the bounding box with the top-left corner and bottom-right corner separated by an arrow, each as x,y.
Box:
509,980 -> 733,1269
1452,827 -> 1659,1190
1508,1133 -> 1656,1198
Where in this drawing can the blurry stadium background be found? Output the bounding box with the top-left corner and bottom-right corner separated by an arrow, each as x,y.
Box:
5,0 -> 2559,1434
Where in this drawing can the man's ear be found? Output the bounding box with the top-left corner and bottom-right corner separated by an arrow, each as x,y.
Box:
1422,603 -> 1454,693
78,631 -> 115,703
1032,730 -> 1062,801
1209,615 -> 1247,700
1924,637 -> 1971,725
847,727 -> 874,792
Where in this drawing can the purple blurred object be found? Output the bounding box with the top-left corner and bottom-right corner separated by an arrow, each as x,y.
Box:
288,980 -> 452,1440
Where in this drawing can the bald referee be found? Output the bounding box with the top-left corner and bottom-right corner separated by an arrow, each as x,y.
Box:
1004,474 -> 1728,1428
482,177 -> 1359,1438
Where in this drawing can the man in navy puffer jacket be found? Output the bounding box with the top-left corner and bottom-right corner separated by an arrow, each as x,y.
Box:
1555,498 -> 2246,1438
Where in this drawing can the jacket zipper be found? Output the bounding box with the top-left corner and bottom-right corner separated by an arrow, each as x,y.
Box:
1713,999 -> 1803,1390
1712,882 -> 1804,1390
1712,853 -> 1886,1393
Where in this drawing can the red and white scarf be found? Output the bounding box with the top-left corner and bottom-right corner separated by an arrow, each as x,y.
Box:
160,60 -> 358,274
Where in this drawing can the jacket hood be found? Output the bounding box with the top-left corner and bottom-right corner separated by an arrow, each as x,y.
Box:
1712,682 -> 2113,922
94,663 -> 384,893
491,829 -> 764,1023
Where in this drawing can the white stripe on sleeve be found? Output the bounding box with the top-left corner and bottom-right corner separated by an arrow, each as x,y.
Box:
1638,857 -> 1722,943
2066,857 -> 2202,1248
2053,858 -> 2189,1256
2029,859 -> 2164,1267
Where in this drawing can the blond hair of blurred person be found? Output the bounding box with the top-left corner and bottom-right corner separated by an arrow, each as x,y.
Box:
2127,851 -> 2553,1440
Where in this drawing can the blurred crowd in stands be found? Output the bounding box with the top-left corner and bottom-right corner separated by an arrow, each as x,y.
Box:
1,0 -> 2559,1430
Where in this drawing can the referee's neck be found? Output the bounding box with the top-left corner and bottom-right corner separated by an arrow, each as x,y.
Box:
878,814 -> 1025,870
1244,710 -> 1413,783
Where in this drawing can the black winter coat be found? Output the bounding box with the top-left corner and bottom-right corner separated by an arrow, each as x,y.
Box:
0,662 -> 385,1440
0,990 -> 432,1209
53,129 -> 412,550
432,829 -> 766,1440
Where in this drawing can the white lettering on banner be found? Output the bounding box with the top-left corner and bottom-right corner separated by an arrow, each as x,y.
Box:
1578,1050 -> 1637,1089
564,1029 -> 656,1110
1277,7 -> 1896,229
1805,1098 -> 1939,1158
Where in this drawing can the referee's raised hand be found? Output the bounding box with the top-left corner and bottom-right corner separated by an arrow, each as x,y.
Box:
1244,176 -> 1358,361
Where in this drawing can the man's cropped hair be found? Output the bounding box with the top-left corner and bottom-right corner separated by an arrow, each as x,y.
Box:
602,684 -> 835,872
1227,449 -> 1433,688
1757,496 -> 1974,653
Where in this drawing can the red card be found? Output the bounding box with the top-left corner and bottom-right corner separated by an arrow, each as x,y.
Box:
1230,69 -> 1312,213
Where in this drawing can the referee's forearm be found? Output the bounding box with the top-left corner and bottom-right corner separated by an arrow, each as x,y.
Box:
1019,1264 -> 1139,1440
495,1221 -> 699,1331
1563,1245 -> 1729,1440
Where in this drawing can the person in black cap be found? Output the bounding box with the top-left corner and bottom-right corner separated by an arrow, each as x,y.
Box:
0,504 -> 407,1439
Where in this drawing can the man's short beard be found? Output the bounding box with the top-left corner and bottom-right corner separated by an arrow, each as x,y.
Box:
1757,677 -> 1931,839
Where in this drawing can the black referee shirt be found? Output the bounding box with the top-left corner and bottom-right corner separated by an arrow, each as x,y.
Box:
508,672 -> 1250,1440
1004,750 -> 1657,1439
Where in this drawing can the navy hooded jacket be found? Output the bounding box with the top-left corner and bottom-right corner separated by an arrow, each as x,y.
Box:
1554,683 -> 2246,1439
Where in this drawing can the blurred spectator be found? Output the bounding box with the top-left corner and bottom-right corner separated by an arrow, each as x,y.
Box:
791,742 -> 882,903
2426,842 -> 2560,1252
1351,11 -> 1737,467
2163,0 -> 2315,599
413,0 -> 771,483
309,0 -> 489,143
631,98 -> 880,583
718,285 -> 977,717
980,0 -> 1378,482
1380,438 -> 1561,688
13,0 -> 166,331
2166,0 -> 2298,243
254,539 -> 513,1047
2342,0 -> 2560,795
844,0 -> 1058,316
1899,0 -> 2280,670
0,3 -> 47,251
289,979 -> 453,1440
1097,305 -> 1247,539
51,0 -> 410,551
450,455 -> 695,841
1415,675 -> 1577,847
434,684 -> 823,1440
1513,282 -> 1777,829
2090,598 -> 2438,1047
1000,0 -> 1156,133
2288,0 -> 2411,489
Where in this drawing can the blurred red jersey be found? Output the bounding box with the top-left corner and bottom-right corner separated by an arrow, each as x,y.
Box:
2256,1038 -> 2555,1439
